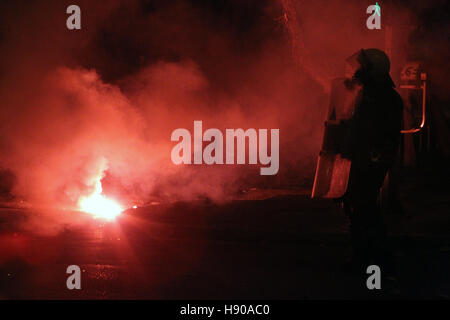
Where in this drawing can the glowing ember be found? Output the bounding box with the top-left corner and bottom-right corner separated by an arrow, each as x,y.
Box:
78,180 -> 122,220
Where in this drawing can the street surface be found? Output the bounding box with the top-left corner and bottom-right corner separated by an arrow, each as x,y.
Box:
0,167 -> 449,299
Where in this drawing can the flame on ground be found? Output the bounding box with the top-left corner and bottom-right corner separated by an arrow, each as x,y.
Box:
78,179 -> 123,220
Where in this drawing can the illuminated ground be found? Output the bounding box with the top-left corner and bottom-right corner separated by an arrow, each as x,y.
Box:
0,167 -> 449,299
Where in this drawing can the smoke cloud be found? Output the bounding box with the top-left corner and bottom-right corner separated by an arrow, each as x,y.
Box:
0,0 -> 448,213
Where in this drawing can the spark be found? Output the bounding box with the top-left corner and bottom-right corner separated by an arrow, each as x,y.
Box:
375,2 -> 381,16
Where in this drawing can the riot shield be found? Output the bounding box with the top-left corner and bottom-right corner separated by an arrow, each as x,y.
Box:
311,77 -> 357,199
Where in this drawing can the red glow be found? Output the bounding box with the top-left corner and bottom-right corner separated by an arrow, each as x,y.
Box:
78,178 -> 123,220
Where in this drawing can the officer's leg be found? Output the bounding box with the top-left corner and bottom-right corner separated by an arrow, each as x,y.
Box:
346,178 -> 373,270
366,165 -> 396,275
348,204 -> 371,265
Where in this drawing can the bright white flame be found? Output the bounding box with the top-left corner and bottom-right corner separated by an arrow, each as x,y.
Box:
78,180 -> 122,220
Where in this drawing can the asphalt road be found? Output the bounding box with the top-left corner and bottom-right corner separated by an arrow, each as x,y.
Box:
0,190 -> 449,299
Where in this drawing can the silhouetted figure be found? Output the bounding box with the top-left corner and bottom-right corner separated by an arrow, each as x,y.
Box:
342,49 -> 403,275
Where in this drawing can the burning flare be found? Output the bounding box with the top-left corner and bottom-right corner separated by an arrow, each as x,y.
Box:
78,179 -> 122,220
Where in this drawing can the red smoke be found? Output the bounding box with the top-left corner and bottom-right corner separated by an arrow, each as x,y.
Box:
0,0 -> 447,214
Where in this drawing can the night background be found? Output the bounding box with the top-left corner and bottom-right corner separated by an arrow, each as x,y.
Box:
0,0 -> 449,299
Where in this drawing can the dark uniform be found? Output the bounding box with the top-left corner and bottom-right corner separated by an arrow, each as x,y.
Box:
343,49 -> 403,272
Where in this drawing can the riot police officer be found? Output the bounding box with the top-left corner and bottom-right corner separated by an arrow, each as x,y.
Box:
343,49 -> 403,275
